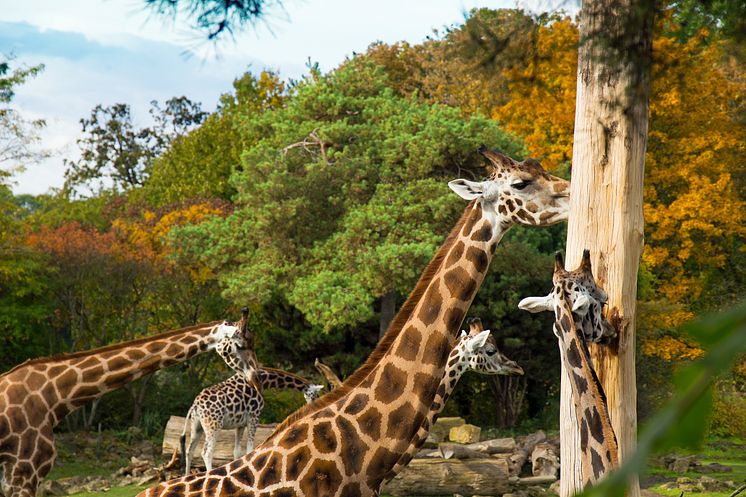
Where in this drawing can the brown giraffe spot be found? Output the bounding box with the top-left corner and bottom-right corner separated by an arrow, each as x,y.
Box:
445,241 -> 465,267
506,198 -> 515,211
33,436 -> 54,468
421,332 -> 450,366
285,445 -> 312,480
146,341 -> 167,354
6,382 -> 29,402
516,209 -> 533,223
343,393 -> 369,417
366,447 -> 400,488
231,464 -> 255,486
465,246 -> 489,273
106,355 -> 130,372
443,266 -> 477,302
18,428 -> 37,460
374,363 -> 407,404
386,402 -> 420,440
470,223 -> 492,242
314,407 -> 335,419
41,382 -> 59,405
220,478 -> 240,495
25,394 -> 46,426
461,206 -> 480,236
0,434 -> 19,454
445,307 -> 465,334
358,406 -> 382,439
81,365 -> 105,383
279,423 -> 309,449
54,369 -> 78,396
394,326 -> 422,362
340,482 -> 362,497
337,416 -> 368,476
25,371 -> 46,391
258,452 -> 283,487
205,477 -> 221,493
566,340 -> 583,369
580,418 -> 589,452
586,407 -> 605,445
0,415 -> 9,439
270,488 -> 296,497
572,371 -> 589,395
126,349 -> 146,360
299,459 -> 343,497
6,406 -> 27,432
412,372 -> 439,406
590,448 -> 605,478
559,315 -> 572,334
526,201 -> 538,212
312,421 -> 338,453
253,453 -> 269,471
498,204 -> 508,216
104,369 -> 134,389
47,365 -> 66,377
212,466 -> 227,477
73,384 -> 101,400
539,211 -> 555,222
417,282 -> 443,326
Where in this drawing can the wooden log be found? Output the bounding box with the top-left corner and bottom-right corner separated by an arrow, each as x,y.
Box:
382,458 -> 510,496
437,443 -> 488,460
161,416 -> 277,468
510,431 -> 546,475
466,437 -> 516,454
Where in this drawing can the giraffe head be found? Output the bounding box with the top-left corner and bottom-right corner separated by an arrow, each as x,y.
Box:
518,250 -> 616,343
213,321 -> 260,377
302,384 -> 325,403
449,147 -> 570,226
455,317 -> 524,376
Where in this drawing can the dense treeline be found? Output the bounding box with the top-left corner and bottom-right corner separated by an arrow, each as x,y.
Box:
0,8 -> 743,436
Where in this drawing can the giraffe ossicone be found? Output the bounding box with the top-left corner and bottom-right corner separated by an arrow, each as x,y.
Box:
518,249 -> 619,485
139,148 -> 569,497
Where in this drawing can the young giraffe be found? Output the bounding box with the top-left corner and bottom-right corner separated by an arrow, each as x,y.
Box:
382,317 -> 523,484
180,368 -> 325,474
139,147 -> 570,497
519,250 -> 618,485
0,318 -> 257,497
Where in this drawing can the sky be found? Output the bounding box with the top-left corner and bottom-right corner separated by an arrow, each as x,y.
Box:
2,0 -> 566,195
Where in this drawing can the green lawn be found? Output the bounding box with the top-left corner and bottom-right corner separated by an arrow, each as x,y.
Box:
67,485 -> 148,497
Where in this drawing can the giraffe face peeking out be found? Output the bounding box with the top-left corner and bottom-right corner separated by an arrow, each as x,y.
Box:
518,251 -> 616,343
214,322 -> 260,377
449,147 -> 570,227
461,317 -> 523,376
302,384 -> 325,403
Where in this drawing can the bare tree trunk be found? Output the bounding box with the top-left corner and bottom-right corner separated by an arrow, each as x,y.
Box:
562,0 -> 652,495
379,290 -> 397,339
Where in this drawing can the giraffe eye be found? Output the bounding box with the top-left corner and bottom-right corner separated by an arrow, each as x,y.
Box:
511,180 -> 532,190
486,348 -> 497,356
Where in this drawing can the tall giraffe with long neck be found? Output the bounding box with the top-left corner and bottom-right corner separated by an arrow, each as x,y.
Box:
0,316 -> 257,497
519,251 -> 618,485
140,147 -> 570,497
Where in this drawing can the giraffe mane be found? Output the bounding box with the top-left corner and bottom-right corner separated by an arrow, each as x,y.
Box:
269,200 -> 478,436
0,320 -> 224,378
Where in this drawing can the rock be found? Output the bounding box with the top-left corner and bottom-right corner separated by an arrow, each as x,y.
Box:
431,417 -> 465,442
449,424 -> 481,444
135,469 -> 161,486
531,443 -> 559,478
668,454 -> 697,473
692,461 -> 733,473
423,433 -> 439,448
135,440 -> 157,459
38,480 -> 66,496
517,475 -> 558,485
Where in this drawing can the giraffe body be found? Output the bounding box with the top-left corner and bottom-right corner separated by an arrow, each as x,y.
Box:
139,148 -> 570,497
519,250 -> 619,485
383,317 -> 523,483
0,320 -> 255,497
181,368 -> 324,474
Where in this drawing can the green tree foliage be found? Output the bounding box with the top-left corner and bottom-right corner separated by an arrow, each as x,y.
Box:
64,97 -> 207,194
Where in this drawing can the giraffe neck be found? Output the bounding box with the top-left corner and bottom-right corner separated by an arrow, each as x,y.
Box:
554,290 -> 619,483
4,321 -> 226,426
258,368 -> 313,392
383,342 -> 470,483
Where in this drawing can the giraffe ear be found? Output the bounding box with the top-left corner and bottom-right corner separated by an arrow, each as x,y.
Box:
572,294 -> 592,316
518,294 -> 554,313
460,330 -> 468,338
448,179 -> 484,200
467,329 -> 491,352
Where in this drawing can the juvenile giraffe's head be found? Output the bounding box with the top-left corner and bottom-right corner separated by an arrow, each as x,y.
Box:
449,147 -> 570,226
453,317 -> 524,376
302,384 -> 325,403
214,321 -> 259,377
518,250 -> 616,343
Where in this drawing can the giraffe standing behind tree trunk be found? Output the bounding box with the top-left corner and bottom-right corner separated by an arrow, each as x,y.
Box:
139,148 -> 571,497
0,317 -> 256,497
519,250 -> 619,485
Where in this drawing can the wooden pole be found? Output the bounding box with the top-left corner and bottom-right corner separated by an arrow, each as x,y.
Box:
561,0 -> 651,495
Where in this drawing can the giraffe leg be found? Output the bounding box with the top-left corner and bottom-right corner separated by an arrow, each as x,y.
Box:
201,426 -> 218,472
245,416 -> 258,454
233,426 -> 245,460
185,418 -> 203,476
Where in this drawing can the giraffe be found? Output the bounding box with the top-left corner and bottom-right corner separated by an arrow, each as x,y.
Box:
139,147 -> 570,497
382,316 -> 523,485
0,317 -> 257,497
518,250 -> 619,485
180,368 -> 325,474
314,359 -> 342,390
